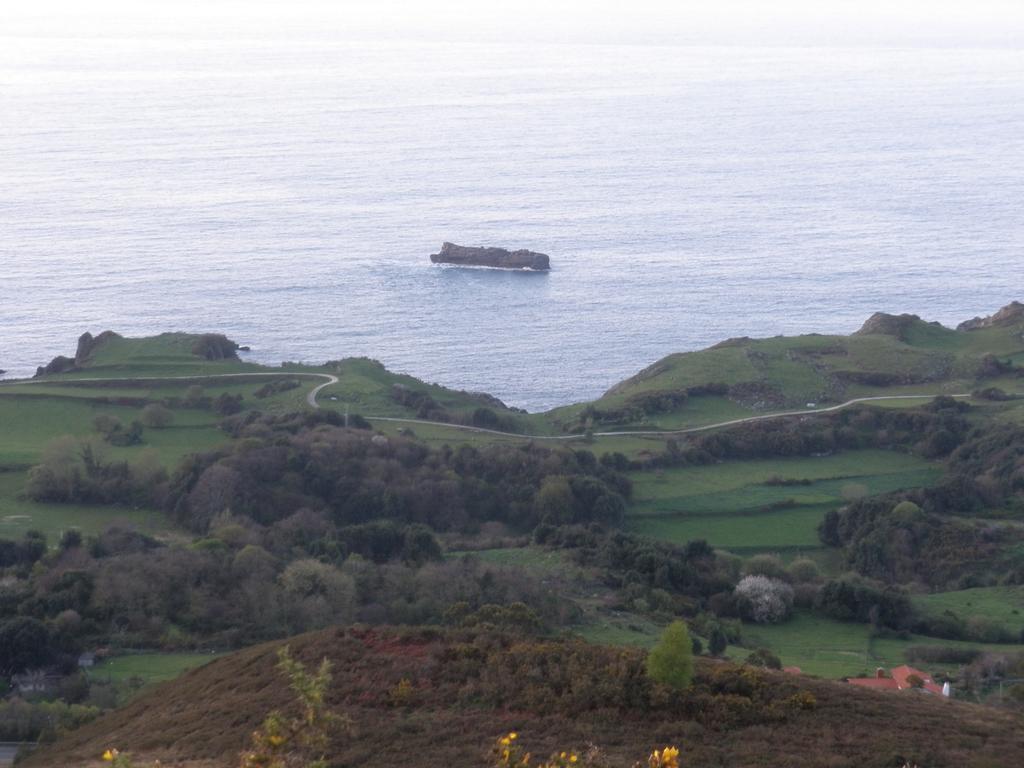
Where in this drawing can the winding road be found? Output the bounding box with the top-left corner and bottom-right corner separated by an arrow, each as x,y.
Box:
0,371 -> 985,441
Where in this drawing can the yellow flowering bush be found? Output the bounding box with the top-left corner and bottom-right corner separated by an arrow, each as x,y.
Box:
647,746 -> 680,768
492,733 -> 679,768
238,646 -> 350,768
100,748 -> 160,767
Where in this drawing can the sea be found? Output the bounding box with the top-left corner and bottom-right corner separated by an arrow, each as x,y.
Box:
1,38 -> 1022,411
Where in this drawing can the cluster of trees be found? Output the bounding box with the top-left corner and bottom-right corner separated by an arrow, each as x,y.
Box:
813,576 -> 911,630
0,699 -> 99,741
569,384 -> 730,429
820,495 -> 1024,589
0,520 -> 565,664
536,526 -> 735,611
25,437 -> 167,506
622,397 -> 976,473
166,424 -> 630,535
390,384 -> 522,432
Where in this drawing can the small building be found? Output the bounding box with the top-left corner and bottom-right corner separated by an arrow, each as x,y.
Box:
11,669 -> 62,695
77,652 -> 96,668
847,665 -> 948,697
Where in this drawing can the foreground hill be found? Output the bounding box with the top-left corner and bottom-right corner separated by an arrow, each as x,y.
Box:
28,627 -> 1024,768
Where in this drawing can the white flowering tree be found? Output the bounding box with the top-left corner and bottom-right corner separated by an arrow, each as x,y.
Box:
734,575 -> 794,623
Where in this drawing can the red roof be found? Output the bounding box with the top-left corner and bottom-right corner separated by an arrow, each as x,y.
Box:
847,666 -> 945,696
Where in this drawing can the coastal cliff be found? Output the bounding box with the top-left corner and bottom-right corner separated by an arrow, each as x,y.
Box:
430,242 -> 550,270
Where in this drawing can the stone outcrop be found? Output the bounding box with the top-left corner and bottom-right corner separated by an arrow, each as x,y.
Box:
430,242 -> 550,270
957,301 -> 1024,331
35,330 -> 122,377
854,312 -> 930,340
75,330 -> 121,364
191,333 -> 240,360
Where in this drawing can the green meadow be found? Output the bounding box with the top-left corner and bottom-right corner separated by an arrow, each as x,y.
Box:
914,586 -> 1024,635
87,652 -> 222,684
625,450 -> 940,552
0,471 -> 171,542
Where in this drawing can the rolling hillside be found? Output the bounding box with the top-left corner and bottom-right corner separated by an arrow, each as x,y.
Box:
25,627 -> 1024,768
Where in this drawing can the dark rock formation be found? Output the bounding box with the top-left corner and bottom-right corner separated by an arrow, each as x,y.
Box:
191,334 -> 240,360
430,242 -> 550,270
75,330 -> 121,364
854,312 -> 927,339
35,330 -> 122,377
36,355 -> 77,377
958,301 -> 1024,331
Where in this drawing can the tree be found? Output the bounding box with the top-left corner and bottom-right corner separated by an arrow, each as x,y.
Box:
0,617 -> 54,675
534,476 -> 575,525
646,620 -> 693,690
746,648 -> 782,670
141,403 -> 174,428
708,625 -> 728,656
734,575 -> 794,624
787,557 -> 821,583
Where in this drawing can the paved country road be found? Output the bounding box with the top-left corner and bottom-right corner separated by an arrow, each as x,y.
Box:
0,372 -> 990,441
0,744 -> 32,766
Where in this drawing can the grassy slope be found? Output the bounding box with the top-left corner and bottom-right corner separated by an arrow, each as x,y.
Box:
626,450 -> 941,553
87,652 -> 223,685
914,587 -> 1024,635
547,312 -> 1024,432
27,627 -> 1024,768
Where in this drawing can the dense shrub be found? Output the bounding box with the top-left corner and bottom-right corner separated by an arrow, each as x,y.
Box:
814,577 -> 911,629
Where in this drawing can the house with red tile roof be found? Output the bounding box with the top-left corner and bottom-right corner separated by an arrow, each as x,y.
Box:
847,665 -> 948,697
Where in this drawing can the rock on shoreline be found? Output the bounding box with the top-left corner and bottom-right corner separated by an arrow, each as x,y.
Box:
430,242 -> 550,270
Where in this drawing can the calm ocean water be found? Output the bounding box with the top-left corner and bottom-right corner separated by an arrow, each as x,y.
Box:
1,39 -> 1022,410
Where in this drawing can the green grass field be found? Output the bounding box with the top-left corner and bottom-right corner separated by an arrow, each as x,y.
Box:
914,586 -> 1024,634
576,608 -> 1024,680
743,611 -> 1024,679
87,652 -> 222,684
625,450 -> 940,552
0,471 -> 172,542
628,503 -> 836,552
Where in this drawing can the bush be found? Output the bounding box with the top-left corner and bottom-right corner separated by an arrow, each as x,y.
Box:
787,557 -> 821,583
140,403 -> 174,428
746,648 -> 783,670
743,554 -> 789,581
708,626 -> 728,656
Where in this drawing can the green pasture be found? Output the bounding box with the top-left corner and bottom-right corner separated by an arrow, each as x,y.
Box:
0,471 -> 170,542
577,608 -> 1024,680
743,611 -> 1024,679
628,504 -> 833,552
0,396 -> 228,468
87,652 -> 222,684
625,450 -> 939,551
630,450 -> 935,512
914,586 -> 1024,635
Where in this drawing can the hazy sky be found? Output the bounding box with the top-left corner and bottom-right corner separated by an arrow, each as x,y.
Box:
5,0 -> 1024,46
